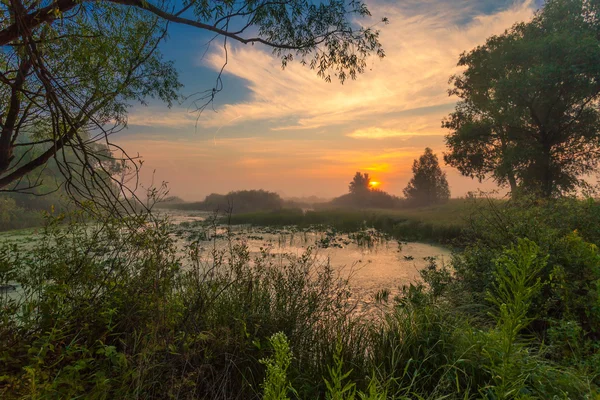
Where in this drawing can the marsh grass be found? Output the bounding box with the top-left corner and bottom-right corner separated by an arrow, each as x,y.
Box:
0,202 -> 598,399
0,211 -> 359,399
225,199 -> 485,244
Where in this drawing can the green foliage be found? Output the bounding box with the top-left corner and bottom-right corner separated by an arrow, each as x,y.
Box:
1,197 -> 599,398
437,197 -> 600,394
0,197 -> 44,231
444,0 -> 600,198
483,239 -> 545,399
0,210 -> 354,399
329,190 -> 403,209
450,198 -> 600,339
323,340 -> 389,400
260,332 -> 294,400
369,293 -> 479,398
358,376 -> 387,400
227,200 -> 474,244
547,232 -> 600,334
404,148 -> 450,206
324,339 -> 357,400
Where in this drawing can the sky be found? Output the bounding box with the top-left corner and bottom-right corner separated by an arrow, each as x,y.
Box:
115,0 -> 542,201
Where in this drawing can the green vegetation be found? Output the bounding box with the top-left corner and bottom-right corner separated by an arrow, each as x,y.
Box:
0,197 -> 44,231
0,142 -> 117,232
1,198 -> 598,398
444,0 -> 600,198
328,192 -> 402,210
226,199 -> 478,244
2,0 -> 600,399
403,148 -> 450,206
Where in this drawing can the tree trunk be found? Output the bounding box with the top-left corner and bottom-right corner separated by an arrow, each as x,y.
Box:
507,172 -> 518,196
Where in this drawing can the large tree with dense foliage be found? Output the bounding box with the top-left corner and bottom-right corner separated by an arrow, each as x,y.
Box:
404,148 -> 450,205
0,0 -> 385,210
443,0 -> 600,198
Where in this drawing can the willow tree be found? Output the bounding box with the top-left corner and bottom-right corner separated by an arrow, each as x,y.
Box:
444,0 -> 600,198
0,0 -> 385,212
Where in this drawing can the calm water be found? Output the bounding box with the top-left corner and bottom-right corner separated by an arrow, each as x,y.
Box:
0,210 -> 452,311
164,209 -> 452,311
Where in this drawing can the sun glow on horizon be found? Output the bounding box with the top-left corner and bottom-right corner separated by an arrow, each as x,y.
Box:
369,181 -> 381,188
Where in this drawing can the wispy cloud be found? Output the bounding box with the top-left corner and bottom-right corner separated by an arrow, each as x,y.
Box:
189,0 -> 535,130
348,127 -> 428,139
126,107 -> 199,129
120,1 -> 536,199
126,1 -> 534,132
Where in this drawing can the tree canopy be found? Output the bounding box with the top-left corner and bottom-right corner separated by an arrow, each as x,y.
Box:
403,148 -> 450,205
0,0 -> 385,211
348,172 -> 372,195
443,0 -> 600,198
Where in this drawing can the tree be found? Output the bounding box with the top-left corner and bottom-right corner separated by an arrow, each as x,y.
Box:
403,148 -> 450,205
444,0 -> 600,198
335,172 -> 400,208
0,0 -> 386,212
349,172 -> 371,194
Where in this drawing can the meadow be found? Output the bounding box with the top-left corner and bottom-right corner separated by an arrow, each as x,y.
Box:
225,198 -> 491,244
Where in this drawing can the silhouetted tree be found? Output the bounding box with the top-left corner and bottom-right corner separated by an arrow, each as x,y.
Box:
404,148 -> 450,205
349,172 -> 371,194
444,0 -> 600,198
164,190 -> 283,214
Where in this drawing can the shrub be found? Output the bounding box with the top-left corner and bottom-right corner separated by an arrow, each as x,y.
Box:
0,211 -> 354,399
449,198 -> 600,339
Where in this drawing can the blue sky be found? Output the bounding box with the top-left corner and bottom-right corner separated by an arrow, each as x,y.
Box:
116,0 -> 541,200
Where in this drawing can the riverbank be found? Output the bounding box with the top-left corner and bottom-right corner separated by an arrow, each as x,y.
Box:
225,199 -> 486,244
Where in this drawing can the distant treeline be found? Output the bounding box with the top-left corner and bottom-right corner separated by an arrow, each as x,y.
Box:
157,190 -> 285,214
159,161 -> 451,215
157,188 -> 408,214
327,190 -> 403,209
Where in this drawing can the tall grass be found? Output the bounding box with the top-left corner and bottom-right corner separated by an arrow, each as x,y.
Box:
1,204 -> 597,399
0,211 -> 358,399
226,200 -> 478,244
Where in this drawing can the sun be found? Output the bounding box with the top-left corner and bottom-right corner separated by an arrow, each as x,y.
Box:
369,181 -> 381,188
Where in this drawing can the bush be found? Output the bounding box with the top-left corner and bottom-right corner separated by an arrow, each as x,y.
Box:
0,197 -> 44,231
329,190 -> 403,209
0,211 -> 353,399
440,197 -> 600,380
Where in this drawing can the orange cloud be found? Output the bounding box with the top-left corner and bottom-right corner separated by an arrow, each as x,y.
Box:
118,1 -> 536,199
126,1 -> 535,133
193,0 -> 535,130
348,128 -> 417,139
